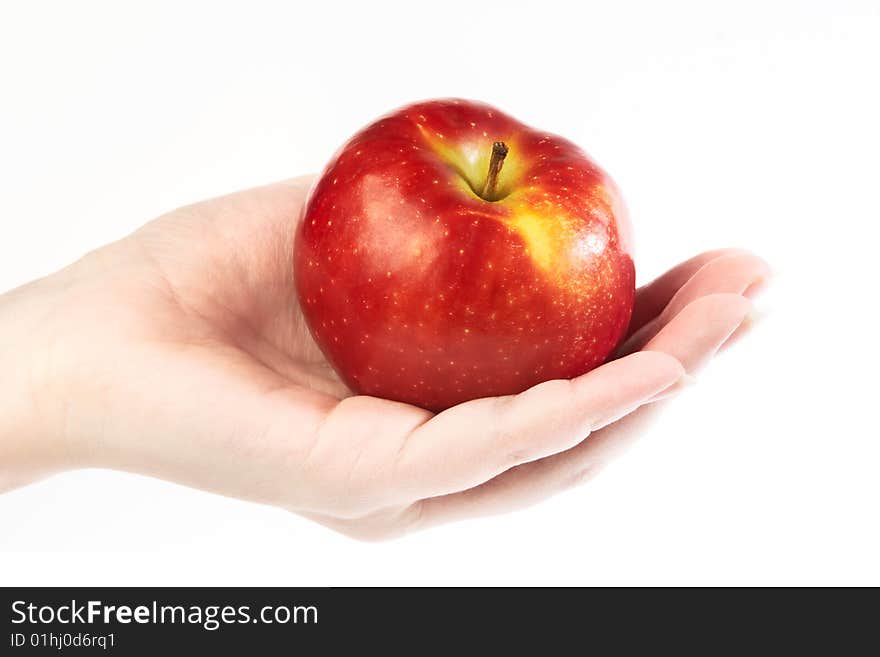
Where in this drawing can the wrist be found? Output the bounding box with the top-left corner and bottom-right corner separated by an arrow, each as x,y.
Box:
0,269 -> 85,488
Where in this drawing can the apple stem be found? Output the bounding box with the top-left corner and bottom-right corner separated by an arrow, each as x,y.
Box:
481,141 -> 509,201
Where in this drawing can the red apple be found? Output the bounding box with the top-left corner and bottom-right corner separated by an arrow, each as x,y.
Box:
295,99 -> 635,411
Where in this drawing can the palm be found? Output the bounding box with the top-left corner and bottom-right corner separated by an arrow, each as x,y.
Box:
131,177 -> 346,398
91,177 -> 767,539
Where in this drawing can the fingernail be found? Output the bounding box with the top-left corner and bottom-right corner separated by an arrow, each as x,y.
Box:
592,369 -> 693,431
744,279 -> 766,299
746,305 -> 767,326
743,271 -> 774,300
647,373 -> 696,403
720,305 -> 765,352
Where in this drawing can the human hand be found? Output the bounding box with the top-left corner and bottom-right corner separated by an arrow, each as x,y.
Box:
0,178 -> 769,539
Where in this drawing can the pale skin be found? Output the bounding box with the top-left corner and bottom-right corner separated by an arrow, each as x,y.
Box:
0,177 -> 769,540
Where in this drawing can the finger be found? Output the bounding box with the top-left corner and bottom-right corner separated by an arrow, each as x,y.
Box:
417,404 -> 665,528
620,252 -> 769,355
716,304 -> 765,353
416,399 -> 665,530
391,350 -> 685,502
629,248 -> 747,335
642,293 -> 753,372
417,294 -> 752,527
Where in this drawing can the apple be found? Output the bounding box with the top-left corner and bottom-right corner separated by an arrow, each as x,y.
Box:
295,99 -> 635,411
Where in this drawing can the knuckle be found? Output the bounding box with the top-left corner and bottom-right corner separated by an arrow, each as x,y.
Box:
563,464 -> 601,490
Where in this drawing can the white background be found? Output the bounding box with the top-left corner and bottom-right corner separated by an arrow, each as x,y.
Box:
1,0 -> 878,585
